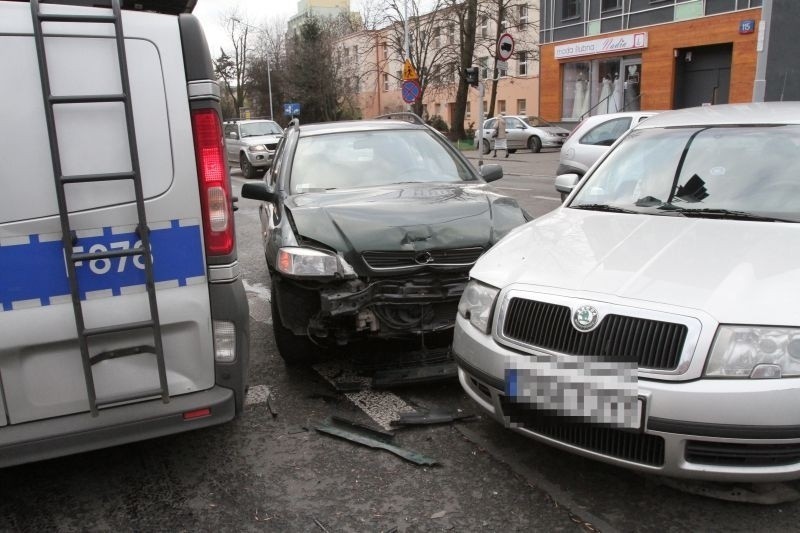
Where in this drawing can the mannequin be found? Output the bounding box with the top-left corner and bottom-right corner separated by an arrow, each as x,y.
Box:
599,74 -> 612,113
572,71 -> 588,119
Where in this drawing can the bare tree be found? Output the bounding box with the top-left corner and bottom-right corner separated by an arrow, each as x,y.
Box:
248,17 -> 288,121
449,0 -> 478,139
213,9 -> 253,117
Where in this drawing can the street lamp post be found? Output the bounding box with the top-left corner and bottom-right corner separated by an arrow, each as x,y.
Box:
232,18 -> 273,120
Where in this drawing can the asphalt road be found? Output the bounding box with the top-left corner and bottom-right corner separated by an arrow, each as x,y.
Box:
2,148 -> 800,531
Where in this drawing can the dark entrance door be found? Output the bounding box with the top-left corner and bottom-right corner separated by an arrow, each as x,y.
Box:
673,43 -> 733,108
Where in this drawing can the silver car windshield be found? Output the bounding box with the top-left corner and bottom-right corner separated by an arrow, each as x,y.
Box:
289,129 -> 476,193
570,125 -> 800,222
240,121 -> 282,137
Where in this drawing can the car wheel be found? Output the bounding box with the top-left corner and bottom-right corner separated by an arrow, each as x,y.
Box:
508,149 -> 517,154
240,153 -> 257,179
482,139 -> 491,155
270,282 -> 324,366
528,136 -> 542,153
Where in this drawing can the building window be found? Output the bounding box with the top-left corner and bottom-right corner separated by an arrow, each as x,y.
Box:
448,24 -> 455,44
479,57 -> 489,79
396,70 -> 402,89
517,99 -> 526,115
562,0 -> 580,19
519,4 -> 529,26
382,42 -> 388,60
602,0 -> 621,10
353,76 -> 360,93
383,72 -> 389,91
434,27 -> 441,48
518,51 -> 528,76
499,61 -> 508,77
480,16 -> 489,38
466,101 -> 471,119
498,100 -> 507,114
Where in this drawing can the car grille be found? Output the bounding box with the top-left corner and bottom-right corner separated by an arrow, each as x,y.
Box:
501,298 -> 687,370
501,398 -> 665,467
362,247 -> 484,269
685,441 -> 800,467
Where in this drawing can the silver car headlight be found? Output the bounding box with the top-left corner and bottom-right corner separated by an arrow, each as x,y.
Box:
458,280 -> 500,334
249,144 -> 267,152
706,326 -> 800,378
277,247 -> 339,277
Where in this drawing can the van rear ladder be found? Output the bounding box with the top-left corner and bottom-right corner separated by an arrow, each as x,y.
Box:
30,0 -> 169,416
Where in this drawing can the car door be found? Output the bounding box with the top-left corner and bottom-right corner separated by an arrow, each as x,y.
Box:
576,116 -> 633,170
505,117 -> 525,148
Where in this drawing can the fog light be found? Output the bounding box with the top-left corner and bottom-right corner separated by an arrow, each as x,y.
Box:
213,320 -> 236,363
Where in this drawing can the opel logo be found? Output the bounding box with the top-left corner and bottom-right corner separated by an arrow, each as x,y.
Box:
572,305 -> 599,331
414,251 -> 434,265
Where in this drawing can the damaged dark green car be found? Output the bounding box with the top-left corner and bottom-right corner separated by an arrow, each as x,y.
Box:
241,115 -> 529,367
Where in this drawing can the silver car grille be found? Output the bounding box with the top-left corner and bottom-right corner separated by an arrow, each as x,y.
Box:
501,298 -> 688,371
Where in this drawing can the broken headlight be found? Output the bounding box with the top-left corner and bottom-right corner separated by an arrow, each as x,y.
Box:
277,247 -> 339,277
457,280 -> 500,334
706,326 -> 800,378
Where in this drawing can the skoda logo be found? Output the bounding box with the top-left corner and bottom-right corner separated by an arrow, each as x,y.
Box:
572,305 -> 599,331
414,251 -> 434,265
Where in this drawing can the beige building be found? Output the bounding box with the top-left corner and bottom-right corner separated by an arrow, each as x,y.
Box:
336,1 -> 540,133
288,0 -> 351,36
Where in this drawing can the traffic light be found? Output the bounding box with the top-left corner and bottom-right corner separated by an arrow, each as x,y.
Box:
464,66 -> 479,87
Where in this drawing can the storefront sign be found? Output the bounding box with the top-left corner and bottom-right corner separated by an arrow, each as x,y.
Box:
555,32 -> 648,59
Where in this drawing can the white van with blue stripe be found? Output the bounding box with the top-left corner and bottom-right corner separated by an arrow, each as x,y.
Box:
0,0 -> 249,466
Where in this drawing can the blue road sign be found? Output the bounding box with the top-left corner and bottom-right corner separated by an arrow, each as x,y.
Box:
283,102 -> 301,116
401,80 -> 420,104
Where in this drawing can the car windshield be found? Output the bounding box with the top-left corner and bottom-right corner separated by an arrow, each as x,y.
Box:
289,129 -> 477,193
570,125 -> 800,222
240,121 -> 282,137
524,117 -> 555,128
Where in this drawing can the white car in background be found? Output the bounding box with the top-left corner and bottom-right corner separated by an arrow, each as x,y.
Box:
475,115 -> 570,154
556,111 -> 658,199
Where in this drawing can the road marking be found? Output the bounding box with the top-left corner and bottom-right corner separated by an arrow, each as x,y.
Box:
314,361 -> 414,430
533,195 -> 561,201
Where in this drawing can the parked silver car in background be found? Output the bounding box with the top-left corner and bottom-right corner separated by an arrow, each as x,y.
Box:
224,119 -> 284,178
556,111 -> 658,199
475,115 -> 570,154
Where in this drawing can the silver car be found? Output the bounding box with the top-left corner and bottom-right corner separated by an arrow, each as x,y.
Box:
555,111 -> 658,199
224,119 -> 284,178
475,116 -> 570,154
455,102 -> 800,482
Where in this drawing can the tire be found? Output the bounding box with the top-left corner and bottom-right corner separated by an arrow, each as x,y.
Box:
270,282 -> 324,366
240,153 -> 257,179
528,136 -> 542,153
481,139 -> 491,155
508,149 -> 517,154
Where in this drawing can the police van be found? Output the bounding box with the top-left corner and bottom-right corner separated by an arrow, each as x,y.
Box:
0,0 -> 249,466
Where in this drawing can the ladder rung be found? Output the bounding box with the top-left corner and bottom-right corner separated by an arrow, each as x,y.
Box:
96,388 -> 167,409
61,172 -> 135,184
72,246 -> 145,262
50,94 -> 126,105
84,320 -> 154,338
38,13 -> 116,23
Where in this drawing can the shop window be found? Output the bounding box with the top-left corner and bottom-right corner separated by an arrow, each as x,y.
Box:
562,62 -> 591,120
562,0 -> 580,20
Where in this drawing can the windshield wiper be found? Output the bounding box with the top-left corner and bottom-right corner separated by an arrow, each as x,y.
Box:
570,203 -> 638,214
667,208 -> 796,223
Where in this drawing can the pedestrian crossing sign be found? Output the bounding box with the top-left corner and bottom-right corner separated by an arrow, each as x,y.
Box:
402,59 -> 418,81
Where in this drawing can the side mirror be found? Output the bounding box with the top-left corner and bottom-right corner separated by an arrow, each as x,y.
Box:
241,182 -> 277,203
480,163 -> 503,183
554,173 -> 580,199
228,132 -> 239,139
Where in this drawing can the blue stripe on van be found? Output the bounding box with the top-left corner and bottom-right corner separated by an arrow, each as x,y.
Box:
0,220 -> 205,311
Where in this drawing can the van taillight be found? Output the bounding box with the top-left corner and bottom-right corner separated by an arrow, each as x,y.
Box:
191,108 -> 234,256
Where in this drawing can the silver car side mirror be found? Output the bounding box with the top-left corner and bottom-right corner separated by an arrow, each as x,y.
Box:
554,173 -> 580,201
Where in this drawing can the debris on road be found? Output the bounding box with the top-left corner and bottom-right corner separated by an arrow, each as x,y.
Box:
430,510 -> 447,519
390,409 -> 478,427
314,416 -> 438,466
313,516 -> 330,532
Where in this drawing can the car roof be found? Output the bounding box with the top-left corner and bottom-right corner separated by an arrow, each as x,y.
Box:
297,119 -> 427,137
637,102 -> 800,129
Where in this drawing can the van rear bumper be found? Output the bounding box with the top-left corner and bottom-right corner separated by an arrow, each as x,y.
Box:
0,386 -> 235,468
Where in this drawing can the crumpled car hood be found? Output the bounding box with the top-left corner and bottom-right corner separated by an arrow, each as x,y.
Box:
472,208 -> 800,325
286,183 -> 526,258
